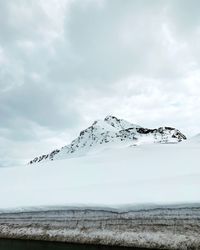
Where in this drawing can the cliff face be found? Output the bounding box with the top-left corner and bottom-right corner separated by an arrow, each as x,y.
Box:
29,115 -> 187,164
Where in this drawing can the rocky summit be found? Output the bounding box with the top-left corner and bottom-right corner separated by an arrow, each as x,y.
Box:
29,115 -> 187,164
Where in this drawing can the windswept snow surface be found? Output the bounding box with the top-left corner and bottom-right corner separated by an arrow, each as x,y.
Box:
0,141 -> 199,211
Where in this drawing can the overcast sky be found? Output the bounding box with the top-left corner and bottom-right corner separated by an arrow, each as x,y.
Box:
1,0 -> 200,167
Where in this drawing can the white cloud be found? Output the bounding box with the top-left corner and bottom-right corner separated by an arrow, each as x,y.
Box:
0,0 -> 200,166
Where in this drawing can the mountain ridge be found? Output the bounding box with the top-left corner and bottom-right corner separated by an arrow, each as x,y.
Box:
29,115 -> 187,165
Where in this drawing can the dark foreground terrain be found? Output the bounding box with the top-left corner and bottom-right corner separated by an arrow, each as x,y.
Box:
0,205 -> 200,250
0,239 -> 150,250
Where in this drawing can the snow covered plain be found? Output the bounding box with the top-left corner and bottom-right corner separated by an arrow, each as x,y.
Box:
0,141 -> 199,210
0,135 -> 200,249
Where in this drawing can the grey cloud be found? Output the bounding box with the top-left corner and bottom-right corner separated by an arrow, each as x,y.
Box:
0,0 -> 200,166
62,0 -> 163,81
0,0 -> 51,45
0,81 -> 81,134
167,0 -> 200,34
47,0 -> 194,85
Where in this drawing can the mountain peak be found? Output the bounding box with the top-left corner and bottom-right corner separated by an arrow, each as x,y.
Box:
104,115 -> 140,130
29,116 -> 187,165
104,115 -> 120,122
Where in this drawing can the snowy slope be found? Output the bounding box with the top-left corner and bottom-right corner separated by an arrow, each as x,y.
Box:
187,133 -> 200,143
29,115 -> 187,164
0,141 -> 199,211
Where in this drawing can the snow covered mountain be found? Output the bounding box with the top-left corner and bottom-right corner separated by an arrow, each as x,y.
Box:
29,115 -> 187,164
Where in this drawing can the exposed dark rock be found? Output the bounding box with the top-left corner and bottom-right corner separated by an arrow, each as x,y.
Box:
29,116 -> 187,165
